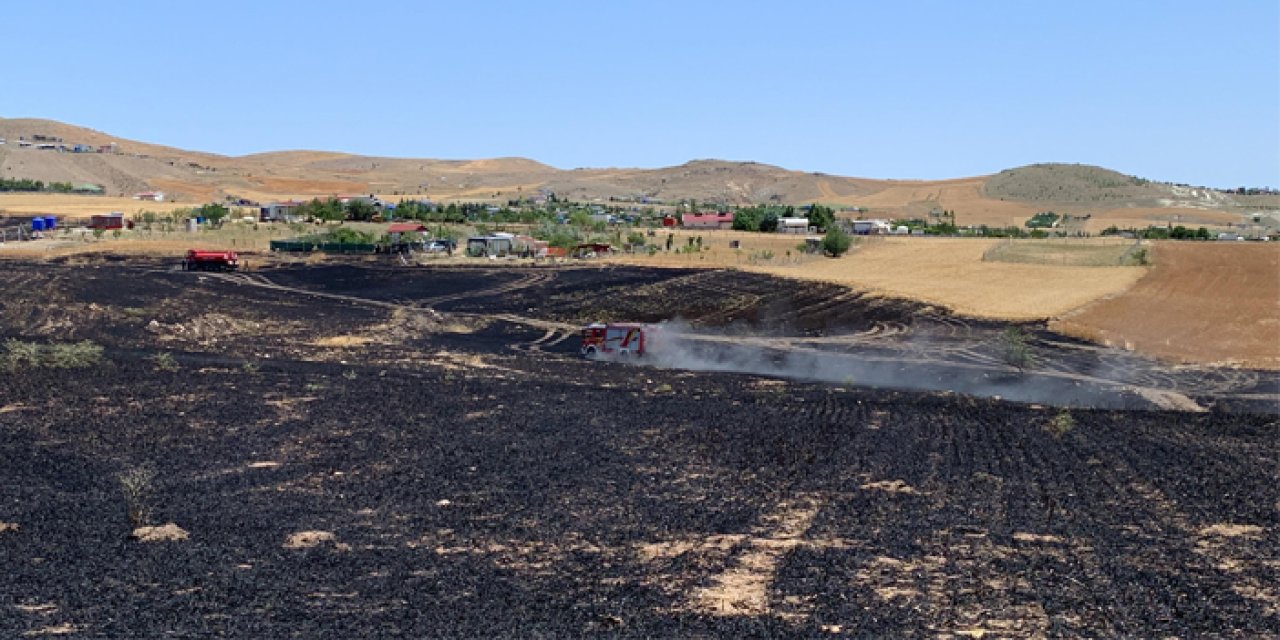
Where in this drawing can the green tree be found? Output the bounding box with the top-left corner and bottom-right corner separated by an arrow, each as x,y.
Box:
345,199 -> 377,222
196,203 -> 230,227
808,204 -> 835,231
732,208 -> 762,232
569,210 -> 592,228
759,212 -> 779,233
820,225 -> 852,257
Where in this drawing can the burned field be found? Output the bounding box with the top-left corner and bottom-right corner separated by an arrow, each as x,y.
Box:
1,260 -> 1277,637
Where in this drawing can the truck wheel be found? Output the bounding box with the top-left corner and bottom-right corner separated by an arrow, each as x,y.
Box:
584,346 -> 598,359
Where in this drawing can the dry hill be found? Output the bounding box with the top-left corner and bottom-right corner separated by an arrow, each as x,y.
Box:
1,118 -> 1274,233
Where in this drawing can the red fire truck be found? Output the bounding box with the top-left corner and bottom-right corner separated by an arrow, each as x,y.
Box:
580,322 -> 654,358
182,249 -> 240,272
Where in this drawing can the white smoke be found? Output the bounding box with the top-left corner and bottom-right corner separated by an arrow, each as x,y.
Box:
634,320 -> 1157,410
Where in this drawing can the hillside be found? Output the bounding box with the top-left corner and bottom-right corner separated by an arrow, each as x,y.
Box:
1,118 -> 1274,232
983,163 -> 1251,208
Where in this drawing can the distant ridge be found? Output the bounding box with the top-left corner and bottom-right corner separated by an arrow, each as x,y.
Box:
0,118 -> 1274,233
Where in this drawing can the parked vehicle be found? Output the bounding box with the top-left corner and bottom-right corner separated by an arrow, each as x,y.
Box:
182,249 -> 239,271
424,239 -> 457,253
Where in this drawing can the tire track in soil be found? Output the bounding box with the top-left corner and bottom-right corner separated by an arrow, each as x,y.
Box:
417,270 -> 555,307
191,272 -> 580,356
183,267 -> 1241,412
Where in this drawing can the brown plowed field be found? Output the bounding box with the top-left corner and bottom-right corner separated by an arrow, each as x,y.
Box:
1052,242 -> 1280,369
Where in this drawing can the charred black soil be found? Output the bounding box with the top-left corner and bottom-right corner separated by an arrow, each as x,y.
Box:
1,260 -> 1277,637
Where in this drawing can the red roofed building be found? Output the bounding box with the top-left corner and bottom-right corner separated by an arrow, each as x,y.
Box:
387,222 -> 427,233
681,212 -> 733,229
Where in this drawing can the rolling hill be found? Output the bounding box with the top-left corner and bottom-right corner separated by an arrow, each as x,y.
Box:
1,118 -> 1274,231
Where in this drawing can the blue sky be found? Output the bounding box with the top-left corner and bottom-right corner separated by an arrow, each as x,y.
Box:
3,1 -> 1276,187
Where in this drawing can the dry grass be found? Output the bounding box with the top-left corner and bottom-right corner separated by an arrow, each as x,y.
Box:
0,194 -> 191,217
610,234 -> 1146,320
312,335 -> 374,348
982,238 -> 1139,266
1083,207 -> 1246,233
851,177 -> 1041,227
770,238 -> 1144,320
0,220 -> 388,258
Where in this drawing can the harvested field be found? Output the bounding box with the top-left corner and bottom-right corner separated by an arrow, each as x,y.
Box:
1052,242 -> 1280,369
1083,207 -> 1249,233
851,177 -> 1041,227
780,238 -> 1146,320
0,194 -> 191,216
982,238 -> 1143,267
608,235 -> 1147,320
0,259 -> 1276,637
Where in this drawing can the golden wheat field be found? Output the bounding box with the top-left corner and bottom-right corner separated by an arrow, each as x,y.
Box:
609,232 -> 1147,320
0,194 -> 193,217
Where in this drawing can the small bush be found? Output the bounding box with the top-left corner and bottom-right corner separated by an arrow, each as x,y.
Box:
46,341 -> 105,369
999,327 -> 1034,372
1128,248 -> 1149,266
150,352 -> 179,372
5,339 -> 105,369
118,466 -> 156,529
1045,411 -> 1075,439
3,339 -> 43,368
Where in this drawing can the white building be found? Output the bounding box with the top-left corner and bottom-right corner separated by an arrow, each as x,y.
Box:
778,217 -> 811,234
851,219 -> 892,235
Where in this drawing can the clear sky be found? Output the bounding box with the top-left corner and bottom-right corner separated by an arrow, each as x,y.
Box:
3,1 -> 1276,187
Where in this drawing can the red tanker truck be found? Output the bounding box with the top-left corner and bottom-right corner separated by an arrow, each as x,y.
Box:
182,249 -> 240,272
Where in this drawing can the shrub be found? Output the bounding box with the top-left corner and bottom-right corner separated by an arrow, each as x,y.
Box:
150,352 -> 179,372
118,466 -> 156,529
4,339 -> 105,369
46,341 -> 105,368
3,339 -> 42,368
999,327 -> 1034,372
821,226 -> 852,257
1045,411 -> 1075,439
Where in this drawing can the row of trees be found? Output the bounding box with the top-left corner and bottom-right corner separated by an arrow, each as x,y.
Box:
0,178 -> 75,192
1101,225 -> 1215,240
731,204 -> 837,233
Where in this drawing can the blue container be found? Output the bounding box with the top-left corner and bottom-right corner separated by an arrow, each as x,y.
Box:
32,218 -> 46,232
43,215 -> 56,229
196,216 -> 206,224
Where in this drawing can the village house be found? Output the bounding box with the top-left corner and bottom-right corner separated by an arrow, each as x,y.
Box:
778,217 -> 811,234
681,212 -> 734,230
851,219 -> 892,235
259,200 -> 304,222
134,191 -> 166,202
